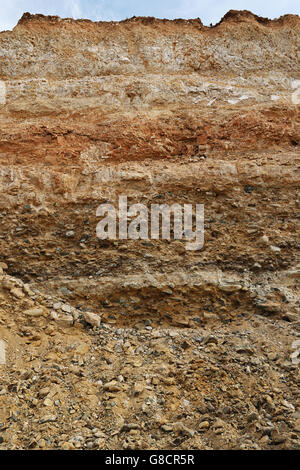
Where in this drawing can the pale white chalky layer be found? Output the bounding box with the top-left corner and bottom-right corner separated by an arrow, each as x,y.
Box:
0,340 -> 6,365
0,81 -> 6,105
291,88 -> 300,104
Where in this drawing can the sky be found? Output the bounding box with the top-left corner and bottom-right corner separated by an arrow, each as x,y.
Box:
0,0 -> 299,31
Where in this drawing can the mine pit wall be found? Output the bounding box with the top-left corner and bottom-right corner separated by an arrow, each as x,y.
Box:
0,11 -> 299,325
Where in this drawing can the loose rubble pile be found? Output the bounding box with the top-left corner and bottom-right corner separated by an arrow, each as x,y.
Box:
1,263 -> 300,450
0,10 -> 299,450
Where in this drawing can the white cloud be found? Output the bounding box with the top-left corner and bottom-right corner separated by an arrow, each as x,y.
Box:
0,0 -> 117,30
0,0 -> 84,30
66,0 -> 82,19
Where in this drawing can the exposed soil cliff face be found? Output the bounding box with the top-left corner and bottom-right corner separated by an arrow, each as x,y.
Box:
0,11 -> 299,450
